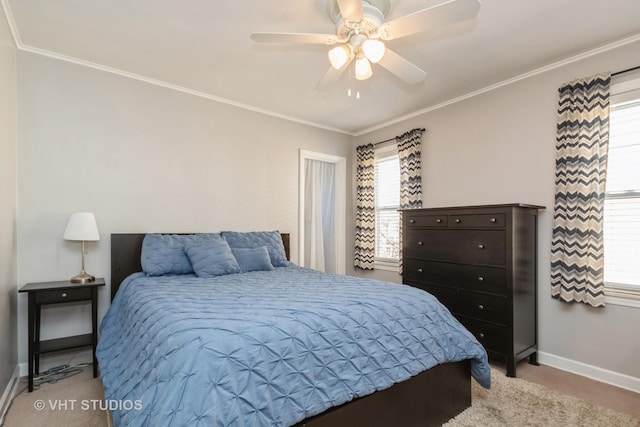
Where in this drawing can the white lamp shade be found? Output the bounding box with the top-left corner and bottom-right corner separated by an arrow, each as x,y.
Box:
362,39 -> 385,63
63,212 -> 100,241
355,57 -> 373,80
328,45 -> 352,70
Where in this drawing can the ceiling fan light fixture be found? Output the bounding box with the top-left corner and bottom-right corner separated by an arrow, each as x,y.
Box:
355,56 -> 373,80
362,39 -> 385,63
328,45 -> 352,69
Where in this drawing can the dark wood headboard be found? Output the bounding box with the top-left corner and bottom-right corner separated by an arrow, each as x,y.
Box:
110,233 -> 290,300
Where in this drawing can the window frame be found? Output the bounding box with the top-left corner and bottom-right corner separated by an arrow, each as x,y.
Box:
604,71 -> 640,308
373,143 -> 400,270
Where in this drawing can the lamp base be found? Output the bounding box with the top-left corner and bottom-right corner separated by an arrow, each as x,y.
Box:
70,271 -> 95,284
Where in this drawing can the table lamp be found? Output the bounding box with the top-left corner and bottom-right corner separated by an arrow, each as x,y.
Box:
63,212 -> 100,283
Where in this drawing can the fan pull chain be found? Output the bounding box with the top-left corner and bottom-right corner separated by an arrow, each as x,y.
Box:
347,88 -> 361,99
346,59 -> 360,99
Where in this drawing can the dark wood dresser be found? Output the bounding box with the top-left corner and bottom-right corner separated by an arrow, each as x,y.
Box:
402,204 -> 544,377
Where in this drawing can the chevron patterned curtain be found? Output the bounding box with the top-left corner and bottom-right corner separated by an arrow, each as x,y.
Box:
354,143 -> 375,270
550,73 -> 611,307
397,128 -> 424,274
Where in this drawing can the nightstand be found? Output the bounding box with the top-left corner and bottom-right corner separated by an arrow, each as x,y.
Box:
19,279 -> 105,392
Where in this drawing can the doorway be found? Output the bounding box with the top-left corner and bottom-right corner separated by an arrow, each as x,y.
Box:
299,150 -> 346,274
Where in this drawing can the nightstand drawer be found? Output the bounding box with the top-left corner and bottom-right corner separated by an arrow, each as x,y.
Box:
35,287 -> 92,304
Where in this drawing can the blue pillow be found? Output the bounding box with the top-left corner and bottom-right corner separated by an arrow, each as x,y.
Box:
141,233 -> 223,276
231,246 -> 274,273
185,240 -> 240,277
221,231 -> 288,267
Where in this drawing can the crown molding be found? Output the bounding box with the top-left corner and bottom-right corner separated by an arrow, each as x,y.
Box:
1,0 -> 22,48
21,44 -> 355,136
354,32 -> 640,136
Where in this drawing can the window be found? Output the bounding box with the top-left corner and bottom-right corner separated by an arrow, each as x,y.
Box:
374,148 -> 400,265
604,73 -> 640,305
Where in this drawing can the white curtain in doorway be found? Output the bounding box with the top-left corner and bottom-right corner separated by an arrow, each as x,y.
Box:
304,159 -> 336,273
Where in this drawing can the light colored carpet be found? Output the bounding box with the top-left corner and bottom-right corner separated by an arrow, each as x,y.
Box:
445,368 -> 640,427
3,367 -> 108,427
4,366 -> 639,426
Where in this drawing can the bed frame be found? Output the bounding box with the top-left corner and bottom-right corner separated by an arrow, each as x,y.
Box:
109,233 -> 471,427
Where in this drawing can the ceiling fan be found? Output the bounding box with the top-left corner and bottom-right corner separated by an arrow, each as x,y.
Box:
250,0 -> 481,91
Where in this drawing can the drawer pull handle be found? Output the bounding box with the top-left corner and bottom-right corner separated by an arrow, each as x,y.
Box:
409,219 -> 415,224
490,217 -> 497,223
478,276 -> 485,282
61,293 -> 67,298
417,268 -> 423,273
478,304 -> 484,311
455,218 -> 461,223
417,241 -> 424,246
436,219 -> 442,223
479,333 -> 485,339
477,244 -> 485,249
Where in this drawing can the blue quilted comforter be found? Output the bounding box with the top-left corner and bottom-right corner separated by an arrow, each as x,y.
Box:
97,265 -> 490,426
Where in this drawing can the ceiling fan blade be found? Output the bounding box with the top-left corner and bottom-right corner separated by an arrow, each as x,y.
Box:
336,0 -> 364,23
377,49 -> 426,85
250,32 -> 338,45
315,64 -> 349,92
379,0 -> 481,40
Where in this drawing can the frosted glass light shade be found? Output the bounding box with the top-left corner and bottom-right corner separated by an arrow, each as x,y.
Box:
362,39 -> 385,63
355,57 -> 373,80
328,45 -> 352,69
63,212 -> 100,241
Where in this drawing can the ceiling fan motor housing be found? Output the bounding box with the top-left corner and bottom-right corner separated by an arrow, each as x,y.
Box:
329,0 -> 391,39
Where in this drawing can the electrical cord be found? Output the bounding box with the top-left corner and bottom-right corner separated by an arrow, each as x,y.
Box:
1,361 -> 93,426
30,363 -> 88,388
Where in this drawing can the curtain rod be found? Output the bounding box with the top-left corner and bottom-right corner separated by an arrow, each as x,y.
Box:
373,128 -> 426,146
612,65 -> 640,77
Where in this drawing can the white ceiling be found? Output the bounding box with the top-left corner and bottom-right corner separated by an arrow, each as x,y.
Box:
4,0 -> 640,135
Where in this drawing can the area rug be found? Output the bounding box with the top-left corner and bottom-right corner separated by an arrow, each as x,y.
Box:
444,369 -> 640,427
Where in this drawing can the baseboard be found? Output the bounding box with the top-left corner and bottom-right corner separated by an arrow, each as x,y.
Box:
0,365 -> 20,425
538,351 -> 640,393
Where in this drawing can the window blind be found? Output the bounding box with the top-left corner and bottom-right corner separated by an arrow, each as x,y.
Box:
604,99 -> 640,288
374,155 -> 400,261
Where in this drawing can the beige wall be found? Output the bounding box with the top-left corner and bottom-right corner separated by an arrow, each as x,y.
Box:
16,51 -> 352,365
351,40 -> 640,381
0,5 -> 18,396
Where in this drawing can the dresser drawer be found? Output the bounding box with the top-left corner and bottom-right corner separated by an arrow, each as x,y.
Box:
404,259 -> 507,295
457,316 -> 507,354
35,287 -> 92,304
449,213 -> 506,228
405,229 -> 506,266
405,214 -> 448,228
416,284 -> 507,325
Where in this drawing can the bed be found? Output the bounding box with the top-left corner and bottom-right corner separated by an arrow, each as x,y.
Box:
99,232 -> 490,426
